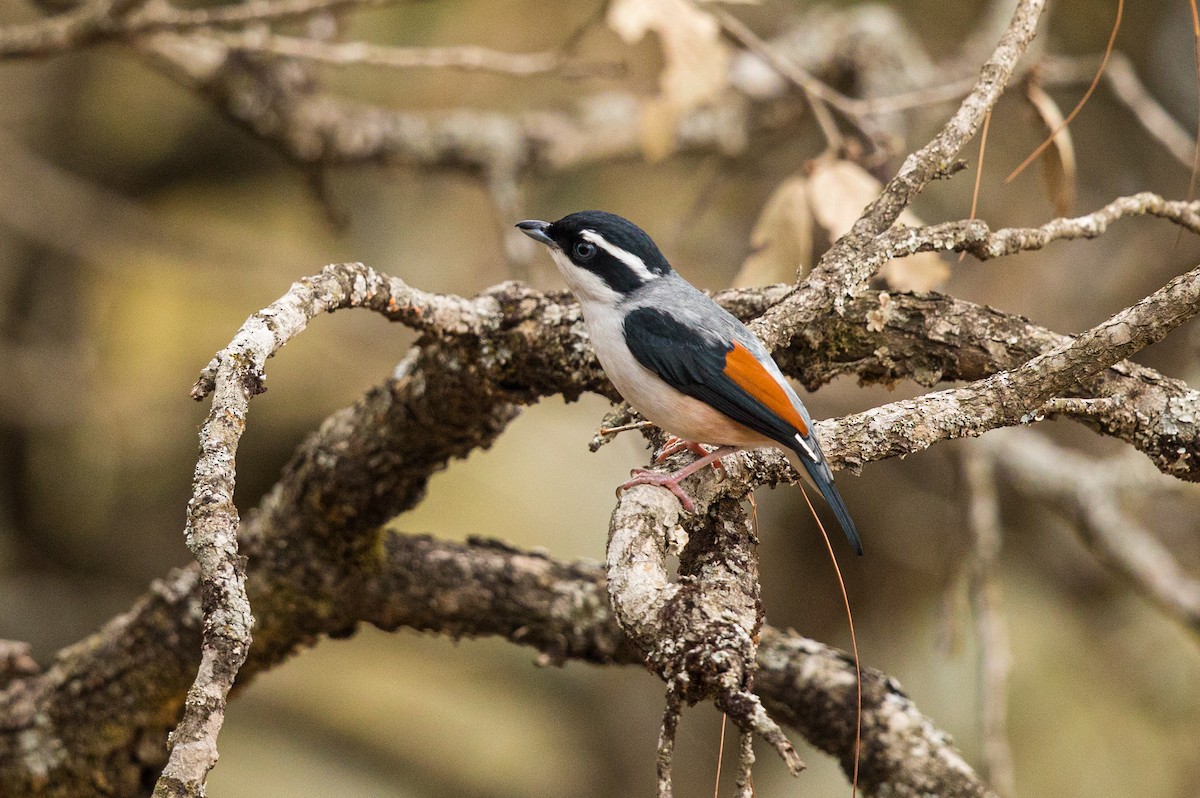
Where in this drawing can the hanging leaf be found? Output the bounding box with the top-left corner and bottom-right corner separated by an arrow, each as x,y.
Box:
1025,82 -> 1077,217
607,0 -> 731,160
732,175 -> 813,287
808,160 -> 949,292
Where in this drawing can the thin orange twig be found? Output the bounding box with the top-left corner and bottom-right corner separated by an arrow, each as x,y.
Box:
799,484 -> 861,798
961,108 -> 993,262
1005,0 -> 1124,183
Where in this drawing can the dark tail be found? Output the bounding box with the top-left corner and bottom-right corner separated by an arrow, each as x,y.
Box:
791,448 -> 863,555
816,476 -> 863,556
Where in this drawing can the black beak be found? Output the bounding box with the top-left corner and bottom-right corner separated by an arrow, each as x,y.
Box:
516,219 -> 555,247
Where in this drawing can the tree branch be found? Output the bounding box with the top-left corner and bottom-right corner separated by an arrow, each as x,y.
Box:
753,0 -> 1048,349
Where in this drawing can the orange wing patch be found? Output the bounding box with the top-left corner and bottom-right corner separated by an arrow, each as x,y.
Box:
723,341 -> 809,436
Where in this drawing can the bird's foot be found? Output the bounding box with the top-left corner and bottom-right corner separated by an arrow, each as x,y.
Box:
654,437 -> 726,474
617,445 -> 739,512
618,468 -> 698,512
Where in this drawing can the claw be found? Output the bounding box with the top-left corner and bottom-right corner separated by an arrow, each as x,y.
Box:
618,468 -> 697,512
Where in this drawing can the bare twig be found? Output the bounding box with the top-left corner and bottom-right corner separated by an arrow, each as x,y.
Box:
962,453 -> 1016,798
1004,0 -> 1124,184
656,687 -> 682,798
1043,51 -> 1197,170
735,730 -> 754,798
885,192 -> 1200,262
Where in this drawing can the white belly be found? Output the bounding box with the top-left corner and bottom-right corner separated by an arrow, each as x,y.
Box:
582,302 -> 772,449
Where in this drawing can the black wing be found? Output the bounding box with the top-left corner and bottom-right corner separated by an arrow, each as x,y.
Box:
622,306 -> 799,449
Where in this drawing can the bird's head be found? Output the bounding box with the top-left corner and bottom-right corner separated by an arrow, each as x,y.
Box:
517,211 -> 672,304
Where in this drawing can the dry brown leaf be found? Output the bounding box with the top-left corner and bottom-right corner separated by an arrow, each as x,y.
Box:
808,160 -> 949,292
1025,82 -> 1076,217
637,98 -> 682,163
607,0 -> 730,160
732,175 -> 813,287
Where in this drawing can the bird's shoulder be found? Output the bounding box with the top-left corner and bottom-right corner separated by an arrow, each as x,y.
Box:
623,274 -> 746,344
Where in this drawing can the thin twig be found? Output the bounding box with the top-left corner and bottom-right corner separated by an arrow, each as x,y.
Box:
843,76 -> 979,116
711,7 -> 849,154
657,687 -> 683,798
1005,0 -> 1124,183
736,730 -> 755,798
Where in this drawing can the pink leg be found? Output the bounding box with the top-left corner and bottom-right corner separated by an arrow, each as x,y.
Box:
654,437 -> 728,478
654,435 -> 712,463
617,446 -> 739,512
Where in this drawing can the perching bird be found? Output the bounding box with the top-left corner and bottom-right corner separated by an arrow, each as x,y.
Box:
517,211 -> 862,555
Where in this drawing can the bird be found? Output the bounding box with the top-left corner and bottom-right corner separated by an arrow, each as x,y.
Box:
517,210 -> 862,555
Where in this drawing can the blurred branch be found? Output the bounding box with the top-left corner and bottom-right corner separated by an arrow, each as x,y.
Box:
0,0 -> 400,58
962,453 -> 1016,798
0,0 -> 142,59
984,432 -> 1200,636
1,0 -> 991,189
208,31 -> 613,77
712,6 -> 850,156
1043,51 -> 1197,170
0,131 -> 263,277
0,641 -> 38,689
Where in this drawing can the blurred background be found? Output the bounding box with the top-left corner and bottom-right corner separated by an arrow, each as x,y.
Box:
1,0 -> 1199,795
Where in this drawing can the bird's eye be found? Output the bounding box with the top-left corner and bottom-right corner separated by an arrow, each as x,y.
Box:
573,241 -> 597,261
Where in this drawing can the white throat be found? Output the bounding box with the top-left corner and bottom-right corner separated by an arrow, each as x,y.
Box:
548,246 -> 623,306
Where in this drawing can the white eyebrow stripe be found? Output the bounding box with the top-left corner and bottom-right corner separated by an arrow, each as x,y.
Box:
581,229 -> 657,282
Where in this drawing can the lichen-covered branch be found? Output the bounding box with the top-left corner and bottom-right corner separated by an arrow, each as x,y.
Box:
606,488 -> 803,791
161,264 -> 509,798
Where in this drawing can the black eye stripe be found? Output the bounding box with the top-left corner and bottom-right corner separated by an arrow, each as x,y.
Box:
579,248 -> 645,294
